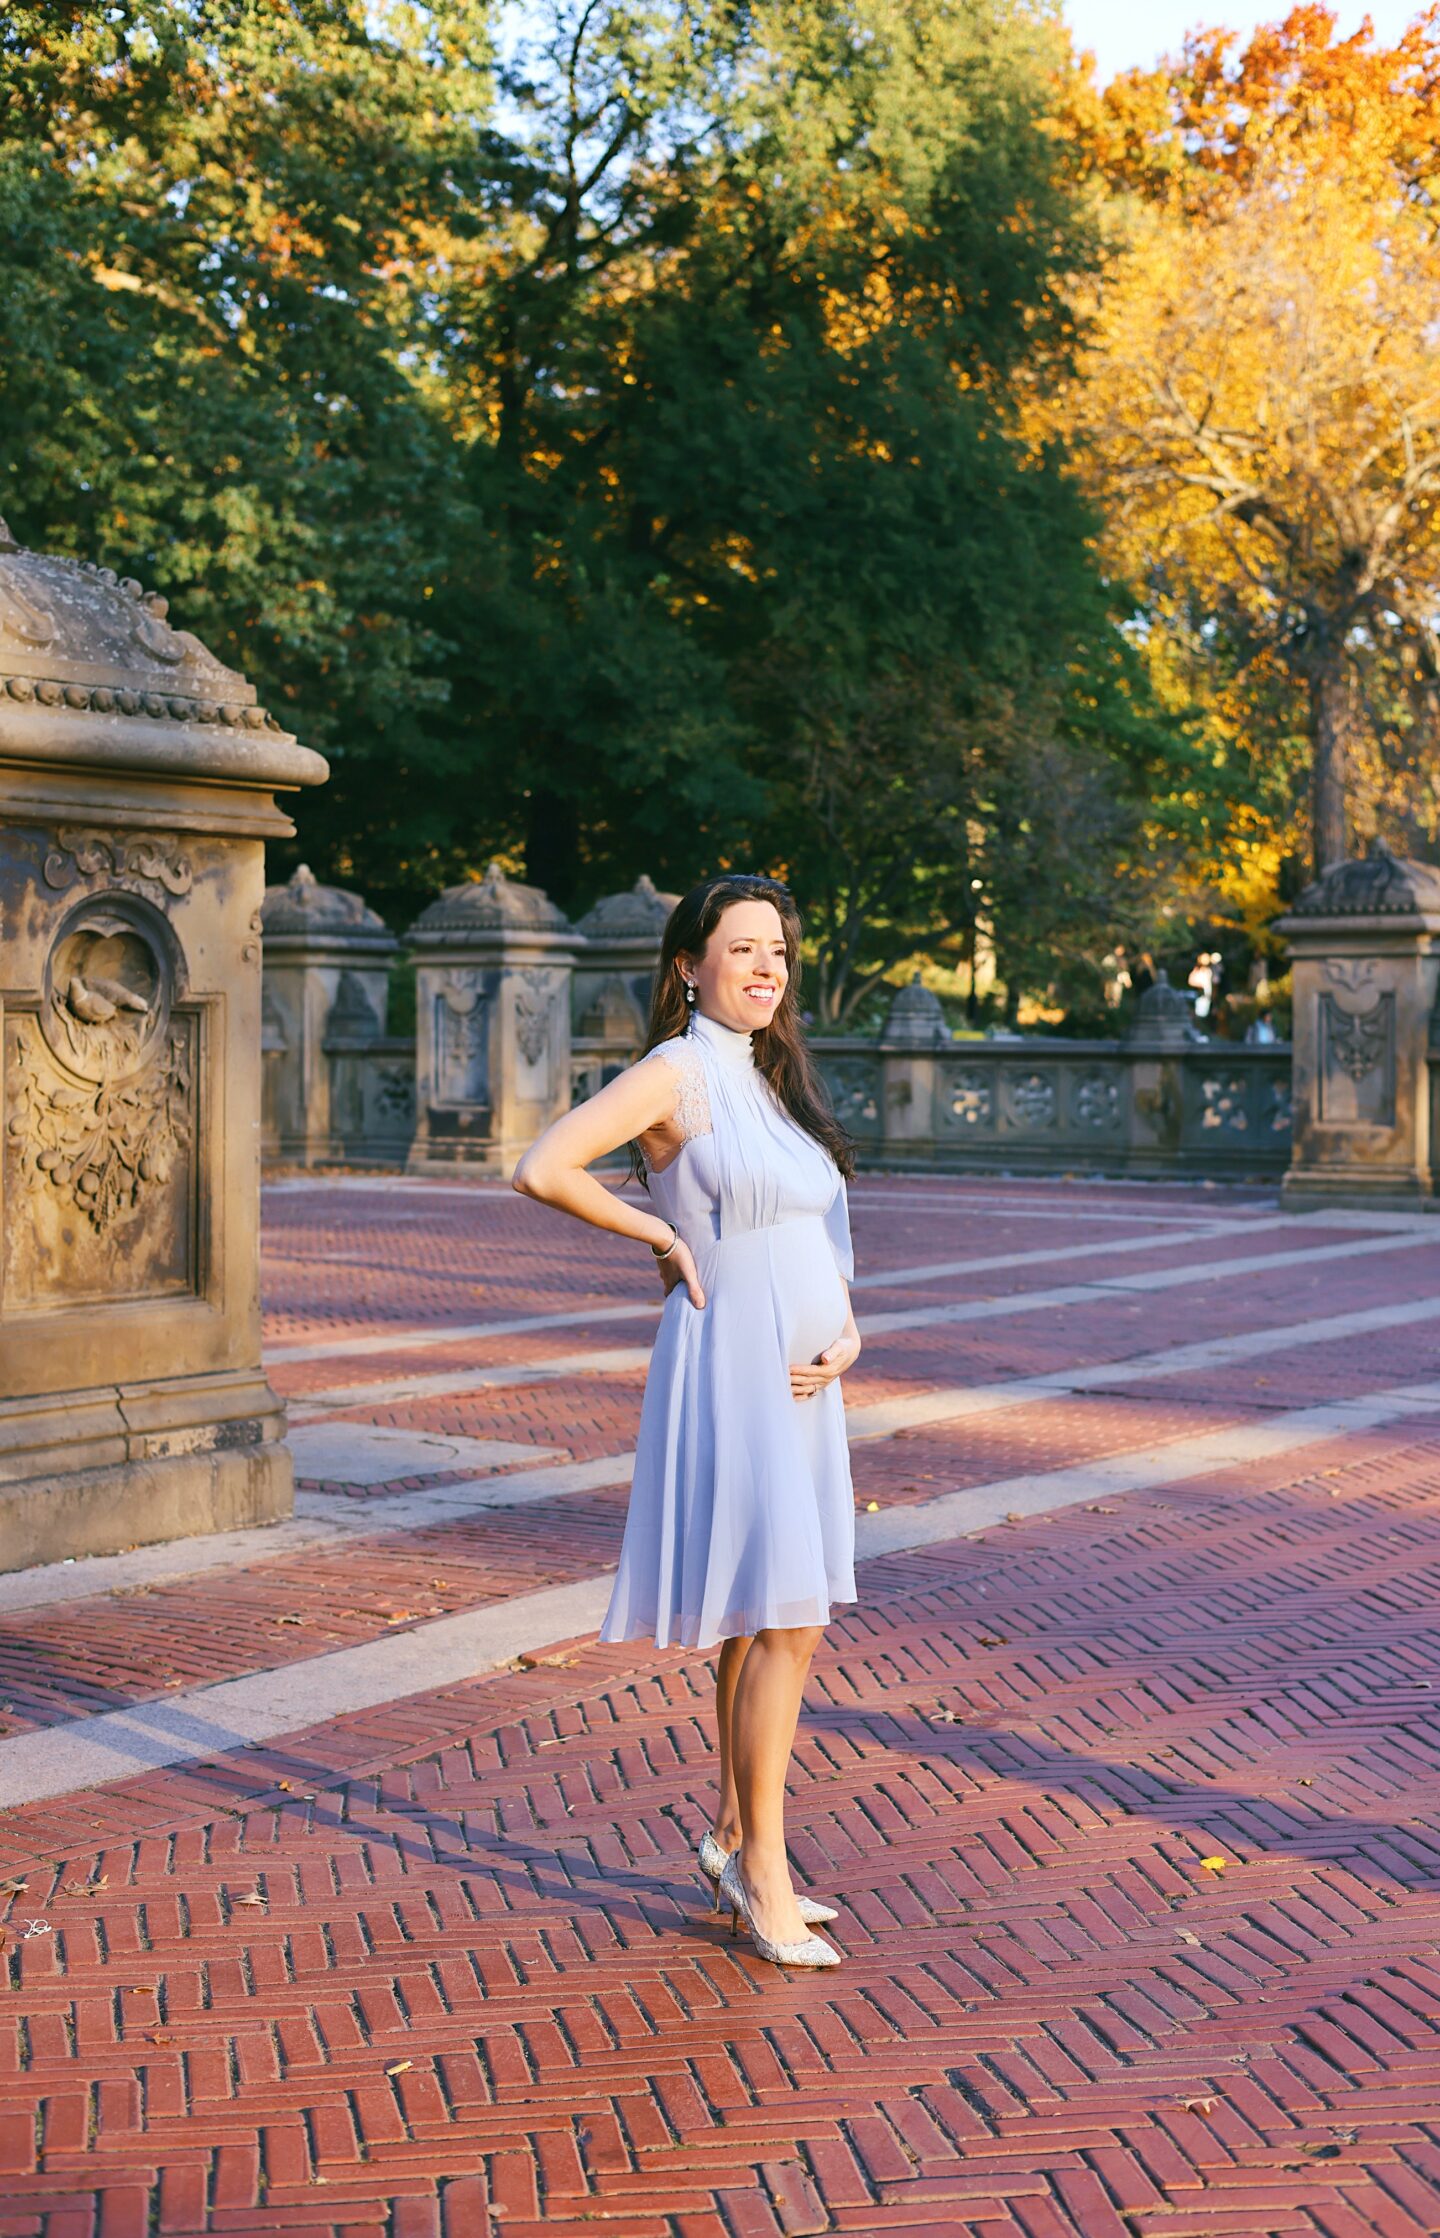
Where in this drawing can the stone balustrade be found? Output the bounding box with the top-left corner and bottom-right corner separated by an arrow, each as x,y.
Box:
258,845 -> 1440,1208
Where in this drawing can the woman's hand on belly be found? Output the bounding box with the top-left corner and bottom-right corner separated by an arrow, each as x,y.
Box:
789,1316 -> 861,1402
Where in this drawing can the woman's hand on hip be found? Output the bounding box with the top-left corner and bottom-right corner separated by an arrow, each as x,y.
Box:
790,1323 -> 860,1401
656,1235 -> 705,1310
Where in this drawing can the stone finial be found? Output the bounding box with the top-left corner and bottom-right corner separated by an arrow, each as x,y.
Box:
261,862 -> 395,947
574,873 -> 680,941
1285,837 -> 1440,922
0,522 -> 326,787
1124,968 -> 1204,1046
882,973 -> 950,1046
405,861 -> 572,940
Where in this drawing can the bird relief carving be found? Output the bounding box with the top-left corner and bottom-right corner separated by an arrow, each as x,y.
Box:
7,903 -> 193,1234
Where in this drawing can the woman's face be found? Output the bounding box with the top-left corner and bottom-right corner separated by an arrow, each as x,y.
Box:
683,899 -> 790,1034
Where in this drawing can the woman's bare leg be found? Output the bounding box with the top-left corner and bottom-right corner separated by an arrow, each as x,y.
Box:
730,1623 -> 825,1945
713,1635 -> 752,1856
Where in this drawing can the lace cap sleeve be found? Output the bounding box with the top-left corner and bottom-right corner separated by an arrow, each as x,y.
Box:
639,1036 -> 711,1142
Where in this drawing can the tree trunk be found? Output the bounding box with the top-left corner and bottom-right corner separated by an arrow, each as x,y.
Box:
525,785 -> 580,911
1309,658 -> 1350,875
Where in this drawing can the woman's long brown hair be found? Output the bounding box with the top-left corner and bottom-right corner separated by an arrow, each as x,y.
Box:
630,874 -> 856,1184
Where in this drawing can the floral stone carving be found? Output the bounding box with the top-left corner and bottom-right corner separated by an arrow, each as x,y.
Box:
1321,994 -> 1389,1082
43,827 -> 192,900
514,971 -> 560,1066
8,1021 -> 192,1233
7,894 -> 194,1236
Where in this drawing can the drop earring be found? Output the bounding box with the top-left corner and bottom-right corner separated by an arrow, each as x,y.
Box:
684,980 -> 697,1007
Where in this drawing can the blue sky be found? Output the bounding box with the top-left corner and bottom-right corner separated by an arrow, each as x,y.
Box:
1065,0 -> 1424,82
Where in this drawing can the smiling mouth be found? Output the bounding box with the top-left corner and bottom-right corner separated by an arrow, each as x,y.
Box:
743,985 -> 777,1004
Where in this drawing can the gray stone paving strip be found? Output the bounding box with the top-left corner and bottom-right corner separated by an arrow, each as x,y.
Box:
858,1226 -> 1440,1337
0,1575 -> 619,1810
266,1210 -> 1355,1374
285,1219 -> 1427,1409
853,1379 -> 1440,1558
5,1376 -> 1440,1810
7,1272 -> 1440,1621
268,1300 -> 661,1367
285,1216 -> 1281,1404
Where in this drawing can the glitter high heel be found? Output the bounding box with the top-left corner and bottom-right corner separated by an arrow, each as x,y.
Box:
718,1850 -> 841,1969
698,1831 -> 837,1923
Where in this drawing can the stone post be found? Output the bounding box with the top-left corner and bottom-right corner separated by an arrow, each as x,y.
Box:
1123,971 -> 1203,1176
570,873 -> 677,1098
0,519 -> 327,1569
259,864 -> 398,1164
1277,840 -> 1440,1209
405,862 -> 577,1172
878,975 -> 950,1157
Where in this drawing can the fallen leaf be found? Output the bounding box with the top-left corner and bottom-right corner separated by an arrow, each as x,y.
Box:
233,1892 -> 267,1909
0,1880 -> 28,1897
146,2032 -> 175,2046
384,1610 -> 420,1625
386,2060 -> 413,2078
1298,1777 -> 1314,1787
1176,1929 -> 1202,1946
277,1780 -> 294,1792
977,1636 -> 1009,1648
61,1876 -> 108,1898
1199,1856 -> 1229,1876
274,1614 -> 305,1627
865,1501 -> 880,1513
1085,1503 -> 1117,1514
1005,1511 -> 1025,1523
1180,2097 -> 1217,2116
930,1709 -> 960,1725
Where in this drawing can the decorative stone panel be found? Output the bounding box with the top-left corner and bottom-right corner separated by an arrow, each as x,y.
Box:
406,864 -> 579,1172
1278,841 -> 1440,1208
0,517 -> 327,1570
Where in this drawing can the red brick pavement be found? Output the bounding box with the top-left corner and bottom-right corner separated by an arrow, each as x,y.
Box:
1,1176 -> 1438,2235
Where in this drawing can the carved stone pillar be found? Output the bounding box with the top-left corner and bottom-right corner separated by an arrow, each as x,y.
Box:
405,863 -> 577,1172
1277,841 -> 1440,1209
259,864 -> 399,1164
570,873 -> 676,1099
0,519 -> 327,1570
1123,969 -> 1203,1176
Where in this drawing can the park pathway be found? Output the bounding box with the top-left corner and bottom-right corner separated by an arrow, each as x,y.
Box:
1,1174 -> 1439,2236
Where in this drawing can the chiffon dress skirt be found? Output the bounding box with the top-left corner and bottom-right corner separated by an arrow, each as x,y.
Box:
600,1011 -> 857,1650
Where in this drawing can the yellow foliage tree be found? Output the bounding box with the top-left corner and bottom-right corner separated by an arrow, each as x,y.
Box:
1063,6 -> 1440,875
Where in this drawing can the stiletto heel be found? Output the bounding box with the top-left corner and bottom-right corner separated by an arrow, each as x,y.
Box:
698,1831 -> 837,1924
718,1852 -> 841,1970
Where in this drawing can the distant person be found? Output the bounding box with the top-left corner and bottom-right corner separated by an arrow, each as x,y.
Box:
1246,1008 -> 1278,1044
1188,949 -> 1222,1021
514,874 -> 857,1972
1131,952 -> 1156,995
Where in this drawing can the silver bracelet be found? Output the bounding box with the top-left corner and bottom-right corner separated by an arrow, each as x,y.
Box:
651,1222 -> 679,1260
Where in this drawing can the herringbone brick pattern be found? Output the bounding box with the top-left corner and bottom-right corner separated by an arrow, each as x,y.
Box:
2,1175 -> 1438,2235
4,1427 -> 1440,2232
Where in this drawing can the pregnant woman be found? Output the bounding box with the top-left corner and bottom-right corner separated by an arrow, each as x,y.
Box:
514,873 -> 860,1969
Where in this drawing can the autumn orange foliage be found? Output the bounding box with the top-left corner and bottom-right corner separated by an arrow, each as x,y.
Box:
1063,6 -> 1440,877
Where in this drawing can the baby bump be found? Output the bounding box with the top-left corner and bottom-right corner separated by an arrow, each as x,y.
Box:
725,1215 -> 847,1364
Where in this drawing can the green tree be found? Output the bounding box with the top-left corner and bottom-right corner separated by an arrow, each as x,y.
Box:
442,0 -> 1174,1011
0,0 -> 491,912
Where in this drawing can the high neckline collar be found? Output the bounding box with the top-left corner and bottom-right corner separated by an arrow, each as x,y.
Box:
689,1008 -> 756,1068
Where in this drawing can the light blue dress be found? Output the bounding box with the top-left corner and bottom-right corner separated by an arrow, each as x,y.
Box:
600,1010 -> 857,1649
